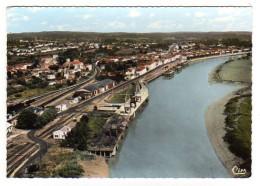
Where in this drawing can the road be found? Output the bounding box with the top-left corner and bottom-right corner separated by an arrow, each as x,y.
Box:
12,130 -> 48,177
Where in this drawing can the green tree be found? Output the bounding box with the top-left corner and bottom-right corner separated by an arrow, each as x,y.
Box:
37,107 -> 57,127
17,110 -> 38,129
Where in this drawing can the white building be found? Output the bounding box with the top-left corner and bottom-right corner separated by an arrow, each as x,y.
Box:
69,97 -> 79,104
125,68 -> 136,80
55,104 -> 68,113
146,62 -> 157,70
136,67 -> 147,76
71,60 -> 84,70
49,81 -> 56,86
53,126 -> 71,139
7,122 -> 13,134
47,74 -> 56,80
84,64 -> 93,71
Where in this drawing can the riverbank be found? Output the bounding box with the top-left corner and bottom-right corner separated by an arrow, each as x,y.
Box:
205,55 -> 252,177
205,91 -> 244,177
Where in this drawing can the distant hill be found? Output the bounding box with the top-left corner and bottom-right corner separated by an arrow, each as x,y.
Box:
7,31 -> 252,42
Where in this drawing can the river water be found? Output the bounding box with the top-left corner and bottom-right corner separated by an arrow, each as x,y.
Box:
107,57 -> 240,178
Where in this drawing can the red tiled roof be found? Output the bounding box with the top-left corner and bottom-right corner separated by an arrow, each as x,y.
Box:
147,62 -> 155,65
17,69 -> 29,72
71,60 -> 83,65
136,67 -> 146,71
41,55 -> 52,59
7,66 -> 14,71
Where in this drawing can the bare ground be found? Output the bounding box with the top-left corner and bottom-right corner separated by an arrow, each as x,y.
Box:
79,156 -> 109,178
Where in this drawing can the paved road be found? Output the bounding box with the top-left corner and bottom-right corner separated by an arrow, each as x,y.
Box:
14,130 -> 48,177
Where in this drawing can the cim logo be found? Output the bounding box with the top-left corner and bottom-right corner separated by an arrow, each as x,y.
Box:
232,166 -> 247,175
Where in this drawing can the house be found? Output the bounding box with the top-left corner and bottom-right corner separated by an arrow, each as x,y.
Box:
163,57 -> 171,64
14,63 -> 33,70
53,126 -> 71,139
136,67 -> 147,76
55,104 -> 68,113
75,79 -> 116,97
41,56 -> 54,63
56,77 -> 66,84
46,74 -> 56,80
49,81 -> 56,86
39,58 -> 54,70
125,68 -> 135,76
69,97 -> 79,104
71,60 -> 84,70
84,63 -> 93,71
7,122 -> 13,134
146,62 -> 157,70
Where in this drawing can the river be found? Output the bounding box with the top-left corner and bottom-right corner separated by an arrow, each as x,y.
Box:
107,56 -> 241,178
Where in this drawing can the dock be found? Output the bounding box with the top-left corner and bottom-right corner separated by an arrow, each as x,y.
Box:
87,81 -> 149,157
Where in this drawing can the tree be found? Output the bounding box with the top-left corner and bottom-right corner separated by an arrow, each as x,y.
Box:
37,107 -> 57,127
17,110 -> 38,129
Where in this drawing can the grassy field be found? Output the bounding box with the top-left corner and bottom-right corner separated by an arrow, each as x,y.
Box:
7,86 -> 60,101
217,56 -> 252,83
109,85 -> 136,103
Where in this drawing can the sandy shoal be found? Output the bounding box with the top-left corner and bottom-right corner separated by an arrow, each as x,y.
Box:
79,156 -> 109,178
205,92 -> 244,177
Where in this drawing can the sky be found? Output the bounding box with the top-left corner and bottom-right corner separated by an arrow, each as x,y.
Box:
6,7 -> 252,33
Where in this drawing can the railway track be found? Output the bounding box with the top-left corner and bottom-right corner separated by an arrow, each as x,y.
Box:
7,143 -> 38,177
7,143 -> 33,160
37,111 -> 84,139
37,113 -> 74,138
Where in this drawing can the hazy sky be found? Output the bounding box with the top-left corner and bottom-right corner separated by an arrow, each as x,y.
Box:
7,7 -> 252,33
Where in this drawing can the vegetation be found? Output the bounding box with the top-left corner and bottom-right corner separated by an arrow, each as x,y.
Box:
37,108 -> 58,128
224,95 -> 252,172
7,76 -> 65,101
28,147 -> 93,178
56,161 -> 84,178
17,110 -> 38,129
16,108 -> 57,129
212,56 -> 251,84
8,31 -> 252,43
58,49 -> 81,65
109,85 -> 136,103
61,116 -> 107,150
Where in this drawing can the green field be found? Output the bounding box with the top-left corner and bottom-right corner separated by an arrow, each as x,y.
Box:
218,56 -> 252,83
109,85 -> 136,103
7,86 -> 59,101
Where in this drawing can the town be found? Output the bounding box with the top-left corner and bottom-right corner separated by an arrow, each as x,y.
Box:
6,32 -> 252,178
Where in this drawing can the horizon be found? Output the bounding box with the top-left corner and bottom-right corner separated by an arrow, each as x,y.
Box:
7,30 -> 252,35
7,7 -> 252,33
